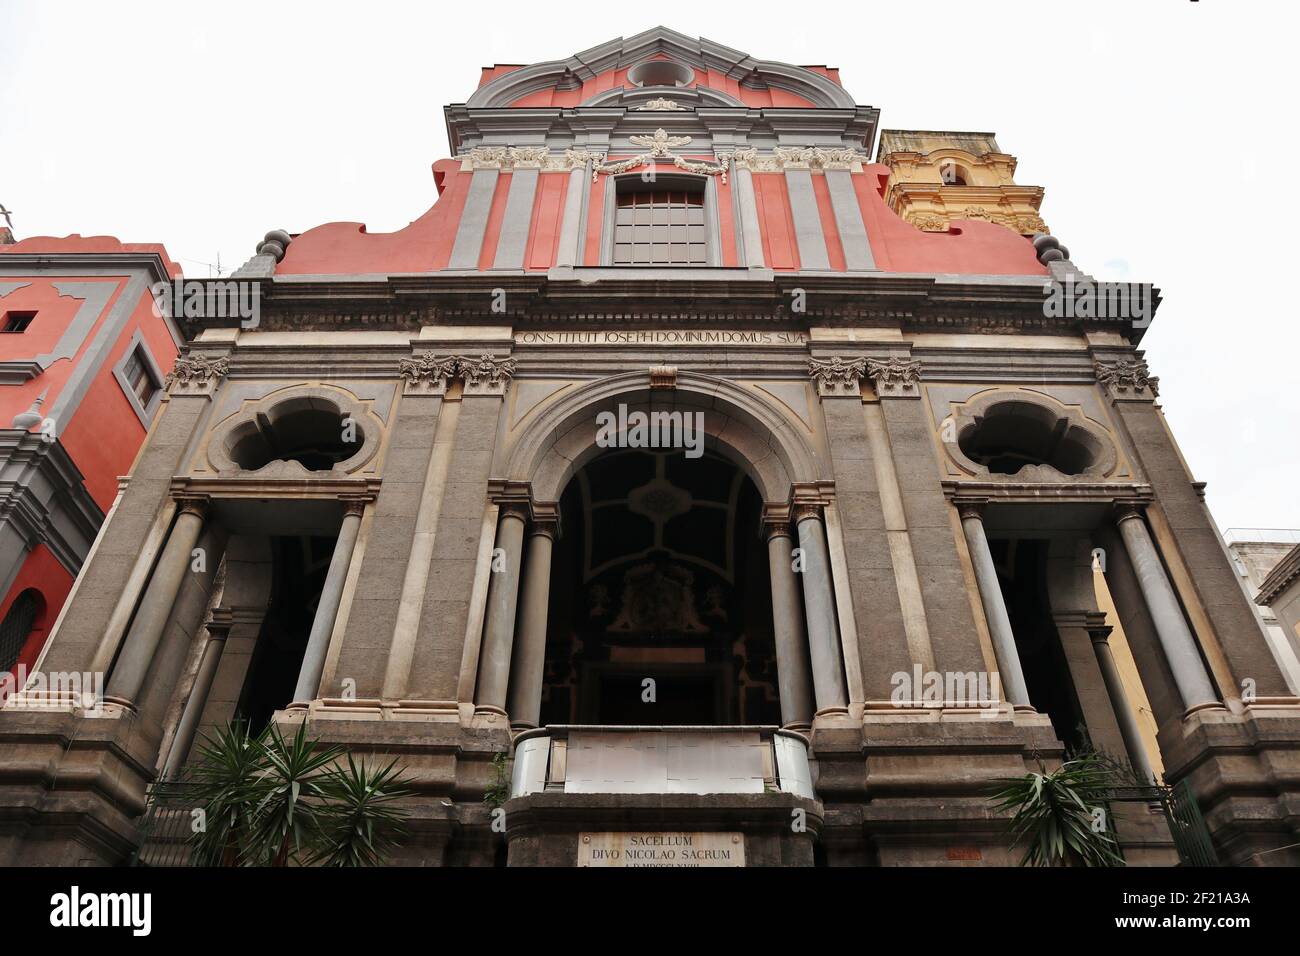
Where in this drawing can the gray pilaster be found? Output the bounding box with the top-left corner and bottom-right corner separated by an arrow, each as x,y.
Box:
475,505 -> 527,714
492,169 -> 540,270
292,503 -> 364,702
733,165 -> 766,269
1115,507 -> 1218,712
824,169 -> 875,271
766,520 -> 814,728
958,504 -> 1031,708
555,165 -> 589,269
105,500 -> 208,705
506,521 -> 556,728
447,168 -> 500,270
794,505 -> 848,713
783,168 -> 831,271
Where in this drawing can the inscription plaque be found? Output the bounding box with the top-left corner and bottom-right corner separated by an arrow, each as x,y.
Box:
577,831 -> 745,867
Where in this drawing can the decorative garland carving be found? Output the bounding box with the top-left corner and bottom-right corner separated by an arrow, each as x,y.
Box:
593,129 -> 727,183
462,146 -> 605,172
636,97 -> 685,111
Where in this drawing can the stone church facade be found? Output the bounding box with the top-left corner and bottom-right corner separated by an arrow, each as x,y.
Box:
3,27 -> 1298,867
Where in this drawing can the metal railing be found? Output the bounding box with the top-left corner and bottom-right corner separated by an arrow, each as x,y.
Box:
510,725 -> 814,800
130,781 -> 203,867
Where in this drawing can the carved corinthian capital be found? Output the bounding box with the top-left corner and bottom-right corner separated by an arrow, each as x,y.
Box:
455,354 -> 517,395
808,355 -> 867,397
398,354 -> 458,395
1094,358 -> 1159,399
165,354 -> 229,395
865,357 -> 923,398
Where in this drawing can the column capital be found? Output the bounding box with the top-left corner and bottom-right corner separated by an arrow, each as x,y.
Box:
791,500 -> 824,524
953,497 -> 988,522
530,515 -> 561,541
173,495 -> 209,519
205,607 -> 235,639
398,352 -> 458,395
340,498 -> 368,519
1113,501 -> 1147,525
1094,356 -> 1159,401
865,357 -> 922,398
456,353 -> 517,396
165,353 -> 230,396
808,355 -> 866,397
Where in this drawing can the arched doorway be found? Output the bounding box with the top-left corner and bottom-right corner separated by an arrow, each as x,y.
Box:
537,448 -> 782,726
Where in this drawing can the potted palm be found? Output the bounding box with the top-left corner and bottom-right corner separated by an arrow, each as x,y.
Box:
991,752 -> 1126,867
183,721 -> 411,867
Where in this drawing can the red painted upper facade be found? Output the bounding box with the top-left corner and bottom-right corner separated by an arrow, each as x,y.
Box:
246,27 -> 1046,281
0,234 -> 182,675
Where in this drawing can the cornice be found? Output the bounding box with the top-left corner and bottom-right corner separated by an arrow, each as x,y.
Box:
1257,542 -> 1300,607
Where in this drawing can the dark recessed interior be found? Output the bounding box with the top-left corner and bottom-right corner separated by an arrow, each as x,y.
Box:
957,401 -> 1101,476
228,403 -> 360,472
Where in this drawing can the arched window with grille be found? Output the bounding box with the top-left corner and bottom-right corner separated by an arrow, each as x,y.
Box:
0,589 -> 44,673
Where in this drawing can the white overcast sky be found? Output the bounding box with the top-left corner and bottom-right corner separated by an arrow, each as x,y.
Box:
1,1 -> 1295,533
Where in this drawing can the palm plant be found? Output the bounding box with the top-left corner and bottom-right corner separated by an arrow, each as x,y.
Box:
991,753 -> 1125,867
181,720 -> 411,867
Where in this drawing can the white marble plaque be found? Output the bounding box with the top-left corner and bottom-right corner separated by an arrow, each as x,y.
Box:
577,832 -> 745,867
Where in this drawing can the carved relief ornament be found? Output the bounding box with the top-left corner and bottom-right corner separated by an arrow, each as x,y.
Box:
730,145 -> 869,174
462,146 -> 605,172
400,354 -> 517,396
165,354 -> 229,394
1094,358 -> 1159,399
593,129 -> 727,183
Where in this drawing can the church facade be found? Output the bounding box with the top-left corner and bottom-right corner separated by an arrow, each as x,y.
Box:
3,27 -> 1299,867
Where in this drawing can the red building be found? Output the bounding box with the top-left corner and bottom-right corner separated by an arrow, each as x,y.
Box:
0,234 -> 182,680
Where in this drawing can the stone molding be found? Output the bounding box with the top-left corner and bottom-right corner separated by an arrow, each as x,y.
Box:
1095,358 -> 1159,400
165,354 -> 229,395
461,146 -> 604,173
0,430 -> 104,578
729,146 -> 869,173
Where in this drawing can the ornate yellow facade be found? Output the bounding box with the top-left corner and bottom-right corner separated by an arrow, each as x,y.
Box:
876,129 -> 1048,235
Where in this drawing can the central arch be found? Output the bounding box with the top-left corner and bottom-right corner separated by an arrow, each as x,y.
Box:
505,370 -> 824,506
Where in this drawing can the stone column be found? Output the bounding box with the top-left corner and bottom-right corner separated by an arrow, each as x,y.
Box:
506,515 -> 558,729
292,501 -> 365,703
160,609 -> 231,780
793,502 -> 848,714
1114,505 -> 1218,712
1088,618 -> 1158,784
106,498 -> 208,705
475,503 -> 528,715
765,515 -> 815,728
957,502 -> 1030,708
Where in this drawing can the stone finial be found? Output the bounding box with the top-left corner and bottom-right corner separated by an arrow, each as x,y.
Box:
11,390 -> 46,430
1095,358 -> 1159,399
808,356 -> 867,397
1032,232 -> 1070,264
